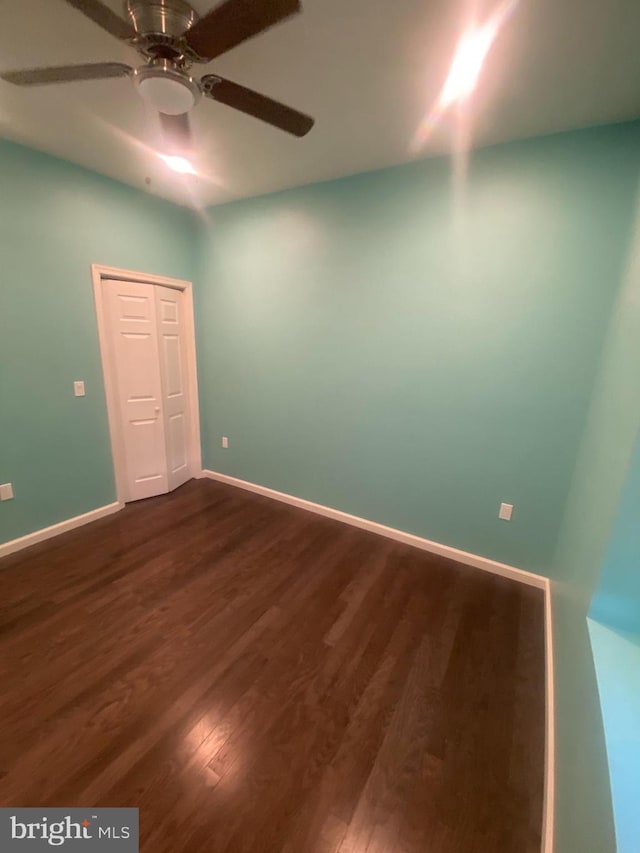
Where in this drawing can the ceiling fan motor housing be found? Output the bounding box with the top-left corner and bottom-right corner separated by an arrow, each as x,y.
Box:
126,0 -> 198,39
126,0 -> 202,64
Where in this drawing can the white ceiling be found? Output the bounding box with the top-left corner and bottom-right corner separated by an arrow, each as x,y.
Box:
1,0 -> 639,208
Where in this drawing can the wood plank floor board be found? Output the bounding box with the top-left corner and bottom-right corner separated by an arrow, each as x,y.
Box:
0,479 -> 545,852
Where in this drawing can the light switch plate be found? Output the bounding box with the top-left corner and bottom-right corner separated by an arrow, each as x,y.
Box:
499,502 -> 514,521
74,381 -> 85,397
0,483 -> 14,501
221,436 -> 229,449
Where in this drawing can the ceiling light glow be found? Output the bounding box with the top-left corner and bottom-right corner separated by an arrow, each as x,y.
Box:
411,0 -> 517,151
440,20 -> 500,108
159,153 -> 197,175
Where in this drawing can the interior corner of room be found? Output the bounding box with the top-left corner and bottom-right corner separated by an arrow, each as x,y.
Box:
1,1 -> 640,851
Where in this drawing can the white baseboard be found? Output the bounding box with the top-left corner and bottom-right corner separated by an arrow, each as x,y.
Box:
200,469 -> 546,589
542,578 -> 555,853
0,501 -> 123,559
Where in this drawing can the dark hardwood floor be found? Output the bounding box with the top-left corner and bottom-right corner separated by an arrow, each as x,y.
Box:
0,479 -> 545,852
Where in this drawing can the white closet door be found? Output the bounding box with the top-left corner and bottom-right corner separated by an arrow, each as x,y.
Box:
103,279 -> 169,502
155,285 -> 191,492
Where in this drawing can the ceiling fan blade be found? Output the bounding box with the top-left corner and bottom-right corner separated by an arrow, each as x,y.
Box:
186,0 -> 300,61
159,112 -> 194,153
63,0 -> 135,41
1,63 -> 133,86
201,75 -> 314,137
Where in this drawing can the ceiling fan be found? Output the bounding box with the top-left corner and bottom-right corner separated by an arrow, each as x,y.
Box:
0,0 -> 315,154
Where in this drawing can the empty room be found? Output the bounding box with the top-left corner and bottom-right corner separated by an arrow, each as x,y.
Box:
1,1 -> 639,851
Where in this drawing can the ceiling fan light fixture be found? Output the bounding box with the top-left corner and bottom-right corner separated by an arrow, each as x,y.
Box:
134,63 -> 200,115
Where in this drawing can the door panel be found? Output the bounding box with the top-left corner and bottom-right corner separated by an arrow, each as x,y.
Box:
103,280 -> 169,502
128,416 -> 167,484
167,412 -> 188,471
155,286 -> 191,491
162,334 -> 183,397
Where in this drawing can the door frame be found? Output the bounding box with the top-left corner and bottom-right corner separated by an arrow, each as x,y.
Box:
92,263 -> 202,505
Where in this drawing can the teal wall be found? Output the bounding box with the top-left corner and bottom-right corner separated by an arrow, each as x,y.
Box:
586,424 -> 640,852
196,121 -> 640,574
550,180 -> 640,852
591,428 -> 640,634
588,620 -> 640,853
0,140 -> 195,543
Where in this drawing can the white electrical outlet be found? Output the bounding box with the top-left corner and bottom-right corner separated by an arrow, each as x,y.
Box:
221,436 -> 229,449
499,502 -> 514,521
74,381 -> 86,397
0,483 -> 14,501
